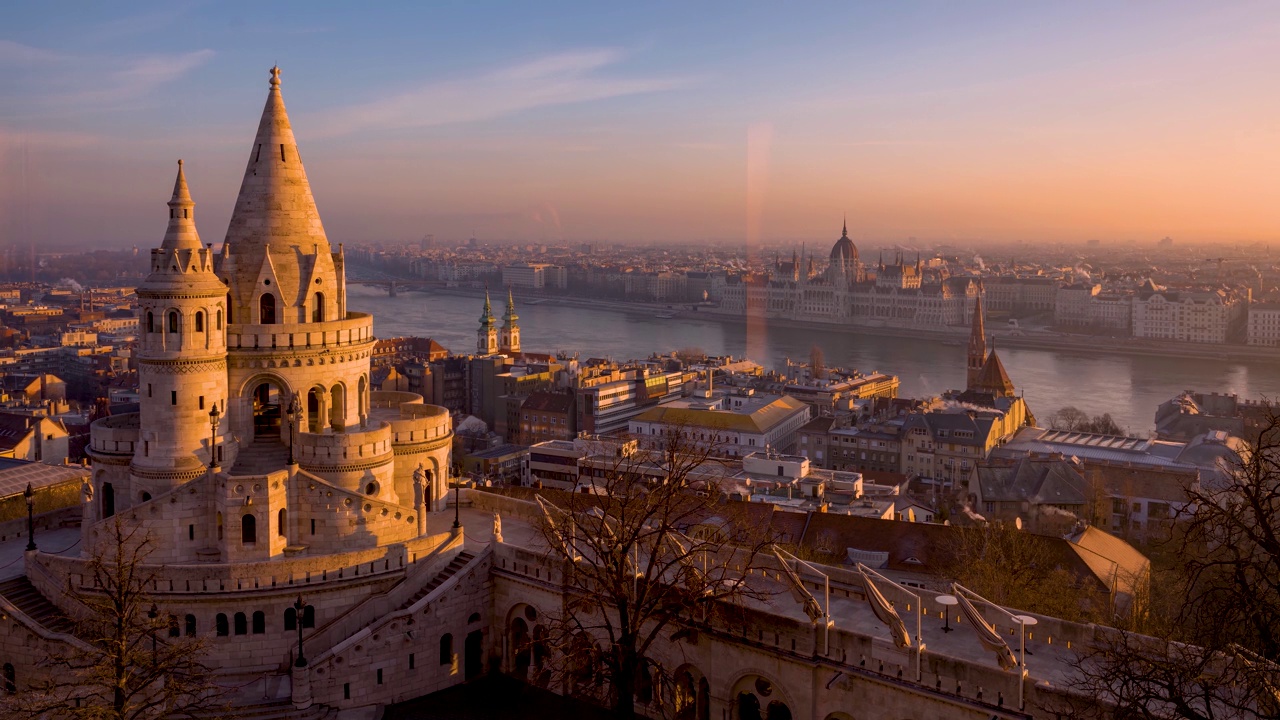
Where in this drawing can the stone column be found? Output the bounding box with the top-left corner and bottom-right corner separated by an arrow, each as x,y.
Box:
291,662 -> 312,710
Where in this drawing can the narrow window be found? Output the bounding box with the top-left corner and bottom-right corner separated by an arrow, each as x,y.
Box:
217,309 -> 223,330
343,684 -> 350,700
242,514 -> 257,545
171,391 -> 177,406
185,614 -> 196,636
3,664 -> 14,694
409,653 -> 415,670
147,383 -> 152,397
216,614 -> 229,637
146,311 -> 154,333
195,311 -> 204,332
280,144 -> 286,162
252,611 -> 265,634
168,615 -> 180,638
376,668 -> 383,685
284,607 -> 297,632
260,294 -> 276,324
188,524 -> 194,540
310,518 -> 316,536
278,508 -> 287,538
234,612 -> 247,636
216,512 -> 223,541
439,634 -> 452,665
303,605 -> 315,629
183,208 -> 188,219
168,311 -> 179,333
255,144 -> 262,162
199,396 -> 205,410
226,294 -> 233,324
312,292 -> 325,322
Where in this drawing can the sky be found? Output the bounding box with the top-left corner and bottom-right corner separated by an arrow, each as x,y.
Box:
2,1 -> 1279,249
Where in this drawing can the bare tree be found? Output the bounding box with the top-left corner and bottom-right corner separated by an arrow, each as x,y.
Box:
3,516 -> 230,720
1062,407 -> 1280,719
1051,406 -> 1125,436
531,426 -> 777,718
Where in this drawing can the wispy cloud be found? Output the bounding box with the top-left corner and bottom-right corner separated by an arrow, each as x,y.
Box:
311,49 -> 695,137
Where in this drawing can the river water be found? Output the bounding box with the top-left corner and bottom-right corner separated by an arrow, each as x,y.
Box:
347,284 -> 1280,435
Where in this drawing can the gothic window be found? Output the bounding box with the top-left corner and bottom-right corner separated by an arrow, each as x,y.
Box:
185,614 -> 197,636
312,292 -> 325,322
252,611 -> 265,634
168,310 -> 179,334
215,614 -> 229,637
242,514 -> 257,545
195,311 -> 204,332
259,293 -> 276,324
234,612 -> 247,636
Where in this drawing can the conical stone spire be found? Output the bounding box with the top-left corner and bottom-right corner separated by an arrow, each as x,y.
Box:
966,294 -> 988,390
162,160 -> 201,251
480,290 -> 495,327
503,288 -> 518,325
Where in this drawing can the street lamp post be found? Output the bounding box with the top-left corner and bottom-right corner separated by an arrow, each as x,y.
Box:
24,482 -> 36,551
286,395 -> 301,465
452,482 -> 461,530
147,603 -> 159,668
293,595 -> 307,667
208,404 -> 221,469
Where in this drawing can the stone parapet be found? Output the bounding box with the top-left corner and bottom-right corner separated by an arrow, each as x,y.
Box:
294,423 -> 394,470
227,312 -> 374,353
88,412 -> 140,458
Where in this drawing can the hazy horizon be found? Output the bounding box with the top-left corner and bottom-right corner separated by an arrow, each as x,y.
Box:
3,2 -> 1280,250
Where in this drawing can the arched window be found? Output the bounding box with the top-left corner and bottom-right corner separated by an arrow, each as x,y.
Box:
216,308 -> 223,330
234,612 -> 247,636
312,292 -> 325,322
168,310 -> 179,334
226,294 -> 233,324
242,514 -> 256,545
102,482 -> 115,519
302,605 -> 315,629
185,614 -> 197,636
284,607 -> 297,632
2,663 -> 13,694
215,613 -> 229,637
468,612 -> 481,624
259,294 -> 276,324
277,508 -> 287,538
145,311 -> 155,334
440,633 -> 453,665
140,491 -> 151,502
252,611 -> 265,634
195,311 -> 204,332
168,615 -> 180,638
216,511 -> 223,541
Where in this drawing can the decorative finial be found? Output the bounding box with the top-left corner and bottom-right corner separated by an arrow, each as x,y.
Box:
270,66 -> 281,86
178,159 -> 184,167
842,215 -> 848,238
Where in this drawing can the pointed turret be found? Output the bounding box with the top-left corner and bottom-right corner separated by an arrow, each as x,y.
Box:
162,160 -> 201,251
966,295 -> 987,390
481,290 -> 495,327
478,290 -> 498,355
973,346 -> 1016,398
500,288 -> 521,355
220,66 -> 340,326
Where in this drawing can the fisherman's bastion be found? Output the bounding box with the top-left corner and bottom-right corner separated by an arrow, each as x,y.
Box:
0,69 -> 1118,720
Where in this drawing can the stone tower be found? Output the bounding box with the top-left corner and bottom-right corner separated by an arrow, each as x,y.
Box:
132,160 -> 231,497
477,291 -> 498,355
499,288 -> 520,355
966,294 -> 987,391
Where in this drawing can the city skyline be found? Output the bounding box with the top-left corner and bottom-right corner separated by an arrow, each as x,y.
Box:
3,2 -> 1280,248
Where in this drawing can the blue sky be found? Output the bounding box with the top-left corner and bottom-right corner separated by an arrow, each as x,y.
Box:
3,2 -> 1279,248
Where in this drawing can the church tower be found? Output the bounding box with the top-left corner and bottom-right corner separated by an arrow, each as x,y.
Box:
499,288 -> 520,355
966,294 -> 987,390
132,160 -> 231,497
477,291 -> 498,355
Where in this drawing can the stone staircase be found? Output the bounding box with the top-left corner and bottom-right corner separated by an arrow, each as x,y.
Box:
397,550 -> 475,611
231,439 -> 291,476
0,576 -> 75,634
182,698 -> 337,720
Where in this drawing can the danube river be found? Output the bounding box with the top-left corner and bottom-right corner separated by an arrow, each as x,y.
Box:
347,284 -> 1280,435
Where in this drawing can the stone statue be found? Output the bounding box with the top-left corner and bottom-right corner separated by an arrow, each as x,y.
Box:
492,512 -> 503,543
82,478 -> 94,504
412,464 -> 426,509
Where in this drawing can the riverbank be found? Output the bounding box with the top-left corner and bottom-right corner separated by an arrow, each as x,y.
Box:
387,283 -> 1277,364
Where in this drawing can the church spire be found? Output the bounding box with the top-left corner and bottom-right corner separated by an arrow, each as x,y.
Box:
503,287 -> 518,324
161,159 -> 201,251
842,215 -> 848,238
966,295 -> 987,390
481,289 -> 495,326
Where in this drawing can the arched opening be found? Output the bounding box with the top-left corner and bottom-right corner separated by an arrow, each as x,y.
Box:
252,611 -> 265,634
439,633 -> 453,666
765,701 -> 791,720
215,614 -> 229,637
259,293 -> 276,324
312,292 -> 325,322
168,310 -> 179,334
216,511 -> 223,541
2,663 -> 14,693
242,514 -> 256,545
251,381 -> 283,438
168,615 -> 180,638
737,693 -> 762,720
329,384 -> 346,430
284,607 -> 296,632
195,311 -> 204,333
468,612 -> 482,624
307,387 -> 323,433
277,508 -> 287,538
226,294 -> 233,324
675,668 -> 708,720
302,605 -> 315,629
101,482 -> 115,518
185,614 -> 196,636
733,676 -> 788,720
145,311 -> 154,334
465,629 -> 484,680
140,491 -> 151,503
216,308 -> 223,330
509,617 -> 531,679
234,612 -> 247,635
698,678 -> 710,720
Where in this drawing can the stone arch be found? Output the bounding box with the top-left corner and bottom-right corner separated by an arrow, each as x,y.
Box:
673,664 -> 710,720
238,373 -> 292,440
329,382 -> 346,430
194,310 -> 205,333
727,671 -> 794,720
167,309 -> 180,334
312,291 -> 325,322
306,385 -> 326,433
145,310 -> 155,334
101,481 -> 115,519
504,603 -> 542,679
241,513 -> 257,545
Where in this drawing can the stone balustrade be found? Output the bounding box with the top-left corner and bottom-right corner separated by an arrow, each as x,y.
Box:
227,312 -> 374,352
88,412 -> 141,456
294,423 -> 393,466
